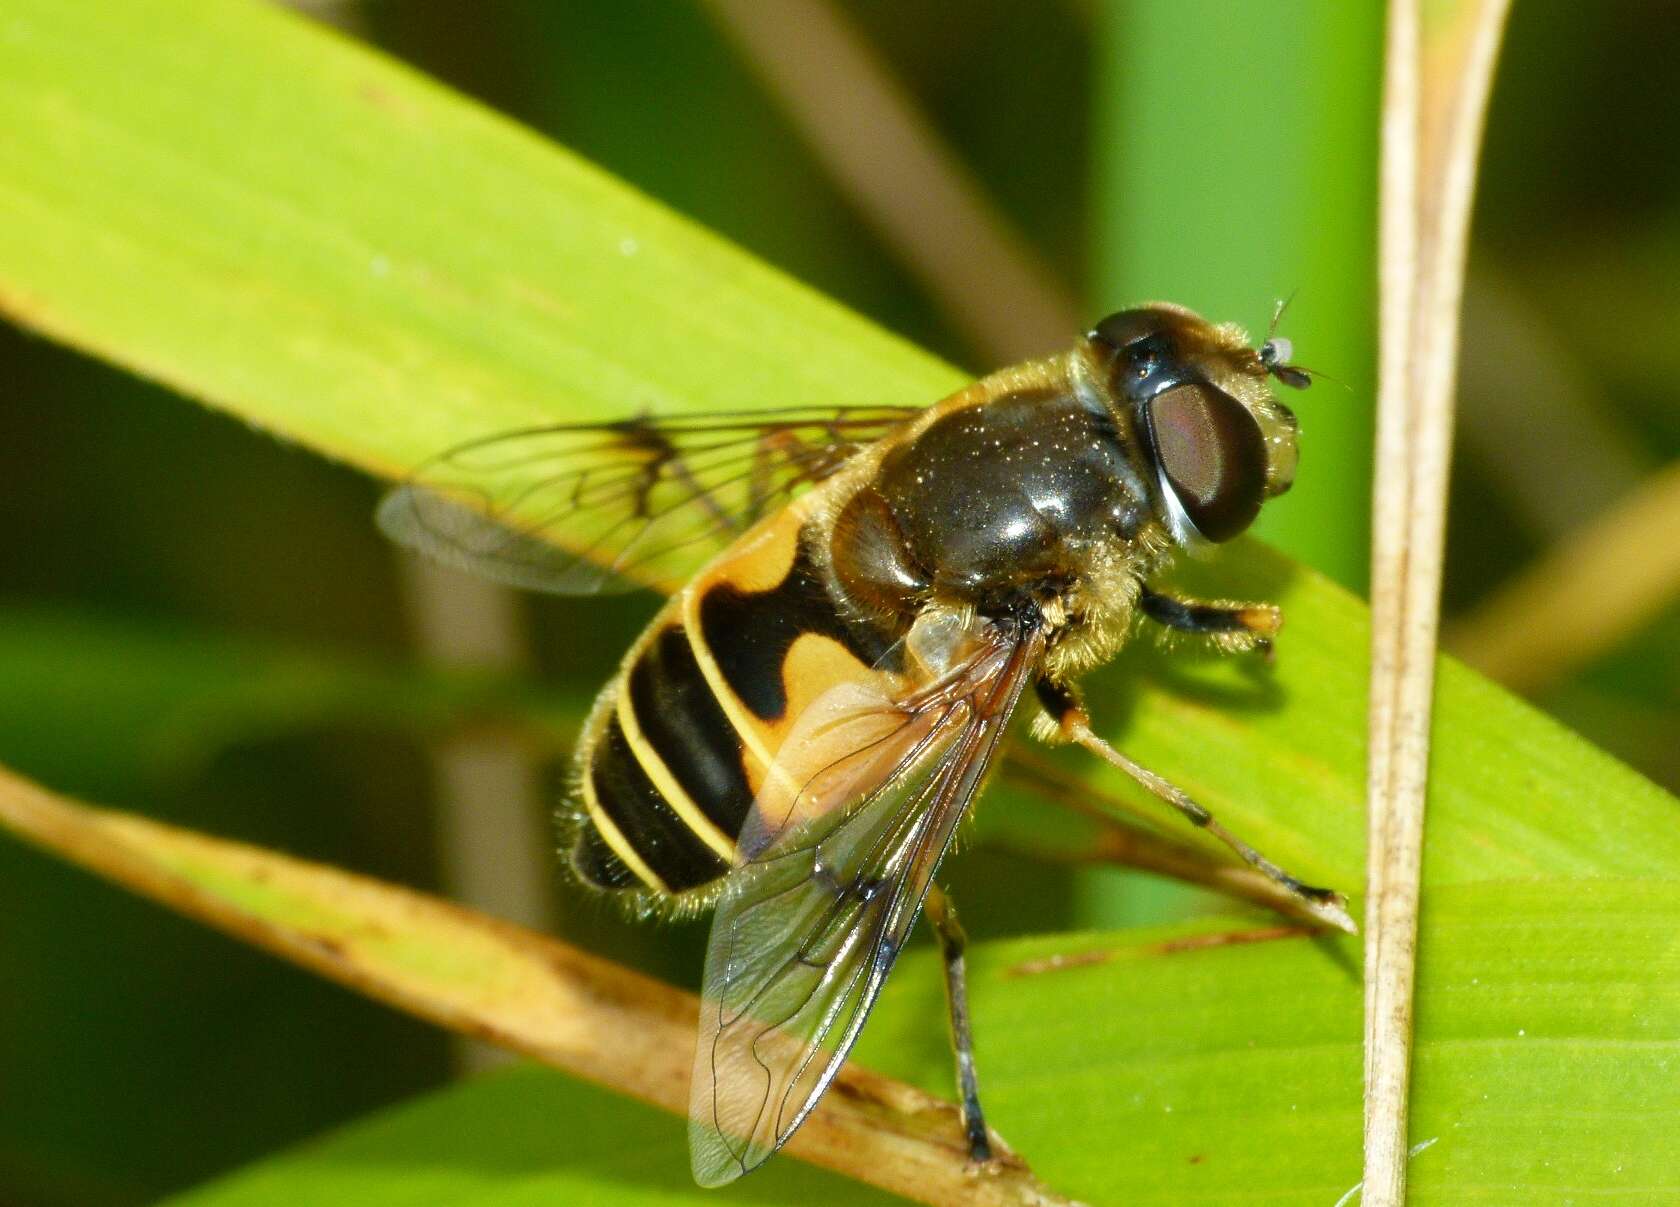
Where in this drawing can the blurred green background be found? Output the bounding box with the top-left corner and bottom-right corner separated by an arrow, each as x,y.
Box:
0,2 -> 1675,1202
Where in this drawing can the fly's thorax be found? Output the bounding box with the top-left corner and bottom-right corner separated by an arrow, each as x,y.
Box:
833,357 -> 1158,620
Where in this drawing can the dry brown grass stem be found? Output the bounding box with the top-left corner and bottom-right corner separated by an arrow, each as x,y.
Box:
0,763 -> 1074,1207
701,0 -> 1080,363
1365,2 -> 1511,1203
1445,459 -> 1680,694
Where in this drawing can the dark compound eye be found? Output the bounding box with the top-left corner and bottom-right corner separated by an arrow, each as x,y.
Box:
1148,382 -> 1268,542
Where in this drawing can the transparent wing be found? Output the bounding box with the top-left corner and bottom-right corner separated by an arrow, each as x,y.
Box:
689,620 -> 1046,1187
376,406 -> 917,595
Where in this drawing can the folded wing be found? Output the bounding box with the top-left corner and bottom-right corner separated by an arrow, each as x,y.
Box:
689,615 -> 1045,1186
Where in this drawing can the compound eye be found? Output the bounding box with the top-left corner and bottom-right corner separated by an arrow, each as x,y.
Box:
1149,382 -> 1268,542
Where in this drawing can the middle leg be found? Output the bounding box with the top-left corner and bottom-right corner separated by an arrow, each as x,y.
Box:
925,883 -> 993,1164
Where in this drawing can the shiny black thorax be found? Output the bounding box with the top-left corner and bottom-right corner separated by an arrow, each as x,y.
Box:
833,385 -> 1150,618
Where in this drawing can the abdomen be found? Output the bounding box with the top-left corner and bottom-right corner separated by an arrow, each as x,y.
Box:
566,498 -> 905,910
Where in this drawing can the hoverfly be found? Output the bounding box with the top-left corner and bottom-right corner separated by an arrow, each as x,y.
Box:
378,303 -> 1337,1186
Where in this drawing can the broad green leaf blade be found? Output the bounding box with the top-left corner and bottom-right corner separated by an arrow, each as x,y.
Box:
167,1065 -> 886,1207
0,0 -> 956,486
177,887 -> 1680,1206
859,884 -> 1680,1204
1096,546 -> 1680,889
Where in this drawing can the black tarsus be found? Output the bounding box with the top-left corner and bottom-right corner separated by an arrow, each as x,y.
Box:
1138,585 -> 1274,657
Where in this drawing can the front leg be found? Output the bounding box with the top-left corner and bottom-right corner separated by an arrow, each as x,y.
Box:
1138,585 -> 1280,657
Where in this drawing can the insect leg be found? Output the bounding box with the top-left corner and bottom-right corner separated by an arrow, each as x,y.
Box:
924,883 -> 993,1164
1138,585 -> 1280,657
1033,678 -> 1354,933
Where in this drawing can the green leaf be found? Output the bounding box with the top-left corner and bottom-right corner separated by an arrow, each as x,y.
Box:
861,884 -> 1680,1203
0,0 -> 951,479
166,1064 -> 887,1207
1,0 -> 1676,1202
174,886 -> 1680,1205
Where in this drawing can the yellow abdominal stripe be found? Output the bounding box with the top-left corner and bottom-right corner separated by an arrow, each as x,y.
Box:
614,688 -> 738,862
578,767 -> 669,894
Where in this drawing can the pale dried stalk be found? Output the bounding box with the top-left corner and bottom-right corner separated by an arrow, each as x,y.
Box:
1365,2 -> 1511,1204
1445,459 -> 1680,694
0,764 -> 1071,1207
702,0 -> 1080,363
